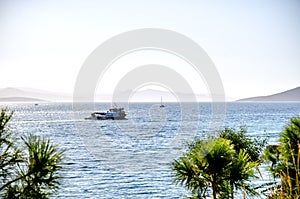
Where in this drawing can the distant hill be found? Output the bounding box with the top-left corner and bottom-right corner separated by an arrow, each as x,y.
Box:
110,89 -> 233,102
116,89 -> 212,102
0,97 -> 46,102
0,87 -> 232,103
0,87 -> 71,102
237,87 -> 300,102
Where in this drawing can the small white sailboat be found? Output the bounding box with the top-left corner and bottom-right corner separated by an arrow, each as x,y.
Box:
160,96 -> 165,108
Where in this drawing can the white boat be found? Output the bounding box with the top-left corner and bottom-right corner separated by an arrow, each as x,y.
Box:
86,106 -> 126,120
160,96 -> 165,108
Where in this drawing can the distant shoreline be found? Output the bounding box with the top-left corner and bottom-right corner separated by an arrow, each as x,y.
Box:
237,87 -> 300,102
0,97 -> 46,103
1,86 -> 299,103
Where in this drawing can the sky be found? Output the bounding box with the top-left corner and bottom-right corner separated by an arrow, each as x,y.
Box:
0,0 -> 300,99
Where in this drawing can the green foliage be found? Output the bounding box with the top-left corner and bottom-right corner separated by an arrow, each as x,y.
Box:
173,138 -> 235,198
264,117 -> 300,198
219,127 -> 267,162
0,109 -> 23,185
172,130 -> 261,199
228,150 -> 259,197
0,109 -> 65,198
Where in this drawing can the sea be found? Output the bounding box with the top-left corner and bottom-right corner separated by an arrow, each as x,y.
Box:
2,102 -> 300,198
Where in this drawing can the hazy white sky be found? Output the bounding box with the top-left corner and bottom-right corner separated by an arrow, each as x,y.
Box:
0,0 -> 299,99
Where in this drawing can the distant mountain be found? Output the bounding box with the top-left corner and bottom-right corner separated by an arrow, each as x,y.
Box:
0,87 -> 71,102
237,87 -> 300,102
114,89 -> 209,102
110,89 -> 232,102
0,97 -> 46,102
0,87 -> 232,103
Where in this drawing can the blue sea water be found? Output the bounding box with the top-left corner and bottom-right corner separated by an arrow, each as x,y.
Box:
2,102 -> 300,198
